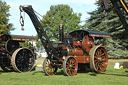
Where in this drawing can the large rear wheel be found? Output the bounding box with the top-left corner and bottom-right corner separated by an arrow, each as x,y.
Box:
89,45 -> 108,72
11,48 -> 35,72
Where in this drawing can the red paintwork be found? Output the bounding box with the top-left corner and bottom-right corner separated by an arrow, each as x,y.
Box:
73,41 -> 82,46
82,36 -> 95,53
76,56 -> 90,63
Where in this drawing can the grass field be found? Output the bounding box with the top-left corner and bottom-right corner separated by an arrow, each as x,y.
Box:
0,59 -> 128,85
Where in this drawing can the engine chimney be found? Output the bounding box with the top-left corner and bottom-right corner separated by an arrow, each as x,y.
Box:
59,24 -> 64,42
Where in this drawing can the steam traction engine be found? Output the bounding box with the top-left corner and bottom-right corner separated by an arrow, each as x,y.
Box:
19,5 -> 110,76
0,34 -> 36,72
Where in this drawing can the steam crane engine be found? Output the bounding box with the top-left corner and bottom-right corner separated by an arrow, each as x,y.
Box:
19,5 -> 110,76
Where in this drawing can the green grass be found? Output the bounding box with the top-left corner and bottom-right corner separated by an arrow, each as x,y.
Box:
0,59 -> 128,85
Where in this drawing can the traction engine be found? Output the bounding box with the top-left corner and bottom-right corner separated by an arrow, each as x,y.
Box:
19,5 -> 110,76
0,34 -> 36,72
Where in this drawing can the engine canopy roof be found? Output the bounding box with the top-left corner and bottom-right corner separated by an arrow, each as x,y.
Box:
69,30 -> 110,40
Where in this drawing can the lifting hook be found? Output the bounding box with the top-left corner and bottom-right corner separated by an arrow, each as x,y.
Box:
20,15 -> 24,31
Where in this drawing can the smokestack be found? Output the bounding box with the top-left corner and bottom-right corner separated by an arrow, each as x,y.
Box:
59,24 -> 64,42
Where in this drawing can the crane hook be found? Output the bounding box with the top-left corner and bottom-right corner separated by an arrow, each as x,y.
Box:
20,15 -> 24,31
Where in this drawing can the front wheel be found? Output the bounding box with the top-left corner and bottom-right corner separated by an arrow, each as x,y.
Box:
63,56 -> 78,76
43,58 -> 58,76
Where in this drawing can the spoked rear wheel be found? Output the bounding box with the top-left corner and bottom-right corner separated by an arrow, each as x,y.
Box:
89,45 -> 108,72
11,48 -> 35,72
43,58 -> 58,76
63,56 -> 78,76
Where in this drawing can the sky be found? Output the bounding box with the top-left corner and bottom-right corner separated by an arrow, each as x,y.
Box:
3,0 -> 98,36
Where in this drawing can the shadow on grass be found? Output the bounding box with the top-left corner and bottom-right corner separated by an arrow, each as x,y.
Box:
90,72 -> 128,77
31,67 -> 65,76
125,71 -> 128,73
55,68 -> 92,76
77,68 -> 92,73
31,69 -> 66,76
55,68 -> 93,76
32,71 -> 44,75
0,66 -> 39,75
56,70 -> 64,75
0,70 -> 15,75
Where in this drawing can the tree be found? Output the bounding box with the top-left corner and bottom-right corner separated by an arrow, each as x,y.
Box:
84,1 -> 128,58
40,4 -> 82,41
0,0 -> 14,36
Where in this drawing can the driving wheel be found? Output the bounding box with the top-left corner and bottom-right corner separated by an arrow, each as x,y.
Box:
89,45 -> 108,72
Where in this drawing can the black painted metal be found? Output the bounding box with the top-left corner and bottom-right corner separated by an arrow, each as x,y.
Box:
59,24 -> 64,42
110,0 -> 128,30
69,30 -> 110,40
102,0 -> 128,30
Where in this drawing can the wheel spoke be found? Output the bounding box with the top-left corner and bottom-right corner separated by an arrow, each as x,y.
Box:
98,65 -> 101,71
100,62 -> 104,67
71,59 -> 76,65
102,59 -> 106,62
66,65 -> 70,69
66,62 -> 70,66
95,51 -> 99,56
67,69 -> 71,75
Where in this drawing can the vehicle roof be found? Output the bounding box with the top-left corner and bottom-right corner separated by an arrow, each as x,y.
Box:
69,30 -> 110,39
0,34 -> 37,41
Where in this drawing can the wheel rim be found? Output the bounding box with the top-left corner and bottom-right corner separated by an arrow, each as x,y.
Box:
63,56 -> 78,76
90,46 -> 108,72
11,48 -> 35,72
43,58 -> 58,76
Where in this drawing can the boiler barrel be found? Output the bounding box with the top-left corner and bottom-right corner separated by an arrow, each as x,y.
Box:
67,48 -> 84,56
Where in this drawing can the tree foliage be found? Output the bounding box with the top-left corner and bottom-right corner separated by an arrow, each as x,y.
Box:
0,0 -> 14,36
40,4 -> 82,41
85,1 -> 128,58
20,41 -> 34,48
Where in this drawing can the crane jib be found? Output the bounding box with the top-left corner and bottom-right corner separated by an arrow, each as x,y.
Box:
19,5 -> 59,59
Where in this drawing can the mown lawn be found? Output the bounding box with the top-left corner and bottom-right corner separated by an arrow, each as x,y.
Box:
0,59 -> 128,85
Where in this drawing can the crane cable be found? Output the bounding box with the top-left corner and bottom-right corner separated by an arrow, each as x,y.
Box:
19,8 -> 43,31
